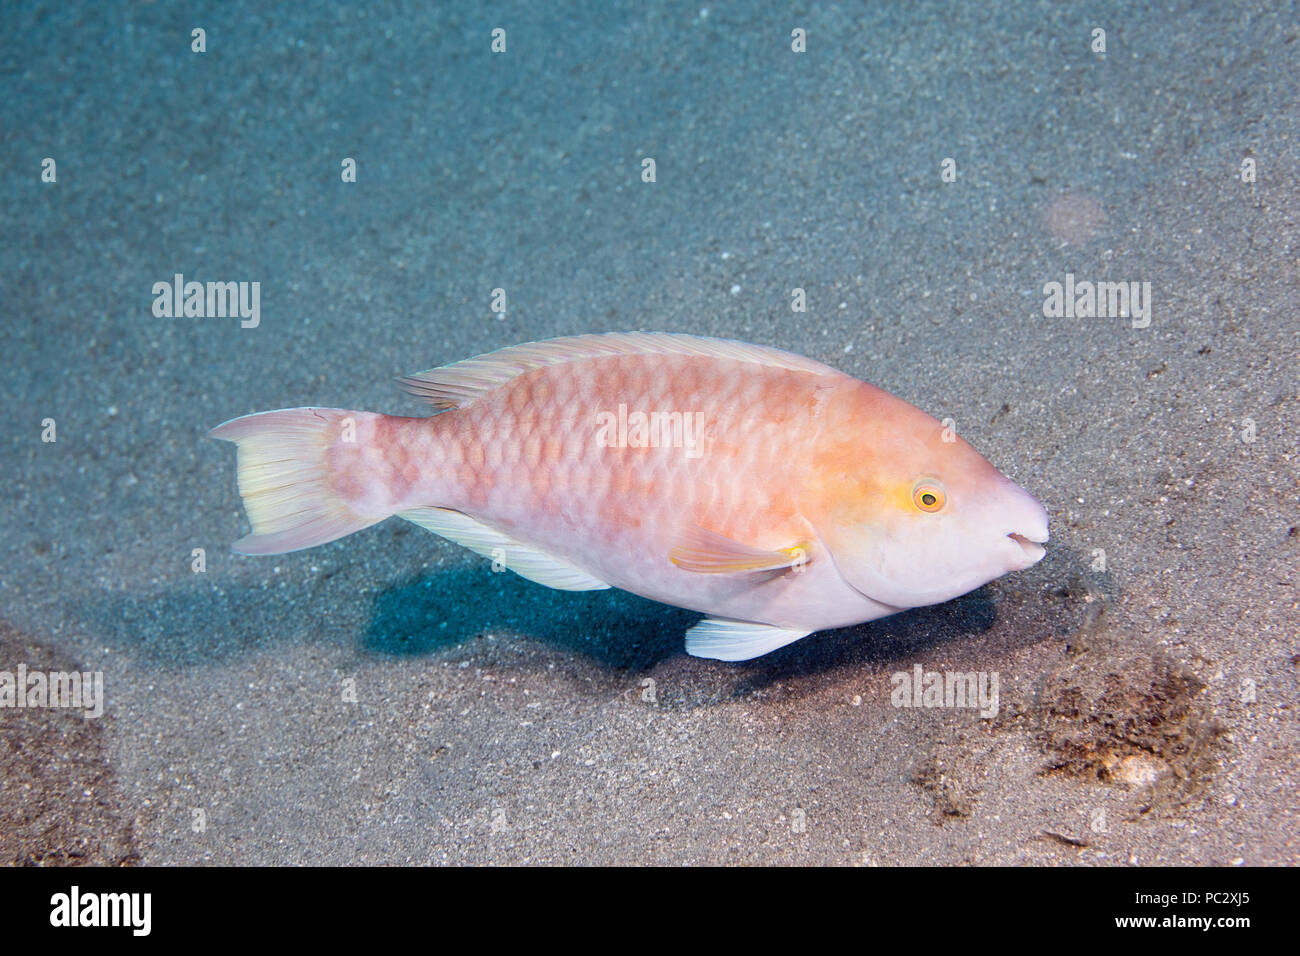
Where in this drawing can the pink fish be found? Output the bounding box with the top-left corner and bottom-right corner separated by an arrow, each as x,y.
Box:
211,332 -> 1048,660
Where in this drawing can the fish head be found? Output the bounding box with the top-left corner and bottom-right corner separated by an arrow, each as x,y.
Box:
808,385 -> 1049,610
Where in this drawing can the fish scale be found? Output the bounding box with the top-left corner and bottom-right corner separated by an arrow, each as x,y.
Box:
435,354 -> 812,552
389,350 -> 873,634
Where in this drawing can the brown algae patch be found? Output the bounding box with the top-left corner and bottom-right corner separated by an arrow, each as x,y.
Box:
903,594 -> 1225,826
909,753 -> 974,822
1023,613 -> 1224,816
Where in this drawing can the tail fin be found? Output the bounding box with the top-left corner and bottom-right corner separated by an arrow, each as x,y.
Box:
209,407 -> 385,555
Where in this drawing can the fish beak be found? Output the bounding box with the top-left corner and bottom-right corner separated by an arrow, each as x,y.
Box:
999,479 -> 1050,567
1007,531 -> 1047,564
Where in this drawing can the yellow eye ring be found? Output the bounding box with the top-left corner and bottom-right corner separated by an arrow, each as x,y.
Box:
912,480 -> 946,513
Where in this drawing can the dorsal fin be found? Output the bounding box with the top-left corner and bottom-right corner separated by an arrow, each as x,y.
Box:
399,331 -> 837,411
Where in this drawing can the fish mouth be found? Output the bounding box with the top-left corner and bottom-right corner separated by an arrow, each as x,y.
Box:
1007,531 -> 1047,564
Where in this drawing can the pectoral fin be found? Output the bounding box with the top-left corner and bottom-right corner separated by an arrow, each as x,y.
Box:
669,525 -> 811,574
685,618 -> 812,661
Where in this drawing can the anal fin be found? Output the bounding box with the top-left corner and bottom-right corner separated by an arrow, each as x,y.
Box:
400,507 -> 610,592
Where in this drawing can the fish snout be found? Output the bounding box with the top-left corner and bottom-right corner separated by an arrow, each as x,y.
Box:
998,480 -> 1049,568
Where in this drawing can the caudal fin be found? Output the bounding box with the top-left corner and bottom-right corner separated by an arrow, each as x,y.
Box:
209,407 -> 385,555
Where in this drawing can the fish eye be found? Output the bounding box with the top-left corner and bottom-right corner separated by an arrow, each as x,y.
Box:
912,479 -> 946,513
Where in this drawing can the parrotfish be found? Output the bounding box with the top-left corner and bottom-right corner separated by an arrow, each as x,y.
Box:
211,332 -> 1048,660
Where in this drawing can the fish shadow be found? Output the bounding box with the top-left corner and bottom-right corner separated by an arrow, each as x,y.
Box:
364,556 -> 1069,679
721,590 -> 1002,692
364,561 -> 691,669
64,576 -> 351,669
62,539 -> 1099,685
721,543 -> 1109,693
